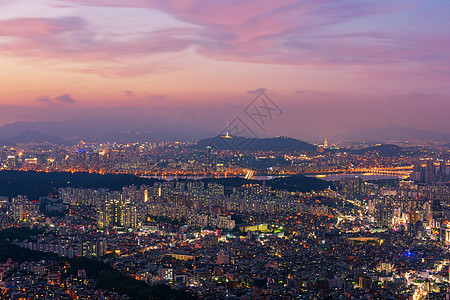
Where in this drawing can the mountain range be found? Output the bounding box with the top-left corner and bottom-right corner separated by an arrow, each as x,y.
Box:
337,125 -> 450,141
7,130 -> 74,146
0,140 -> 15,147
93,129 -> 214,144
353,144 -> 405,157
0,121 -> 449,144
0,120 -> 215,143
195,135 -> 316,151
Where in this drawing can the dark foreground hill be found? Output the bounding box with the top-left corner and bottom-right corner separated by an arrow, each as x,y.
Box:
0,171 -> 330,199
68,257 -> 196,300
183,174 -> 331,193
0,171 -> 161,200
196,135 -> 316,151
0,227 -> 195,300
353,144 -> 405,157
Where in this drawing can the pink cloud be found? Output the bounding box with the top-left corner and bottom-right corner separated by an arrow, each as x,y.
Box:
55,94 -> 76,104
0,17 -> 84,36
0,17 -> 86,57
0,0 -> 448,79
0,17 -> 193,59
61,0 -> 418,67
35,94 -> 77,105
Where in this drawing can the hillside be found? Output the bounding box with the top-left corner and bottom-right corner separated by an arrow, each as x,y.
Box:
0,171 -> 330,200
0,140 -> 15,147
354,144 -> 405,157
185,174 -> 331,193
0,171 -> 162,200
196,135 -> 316,151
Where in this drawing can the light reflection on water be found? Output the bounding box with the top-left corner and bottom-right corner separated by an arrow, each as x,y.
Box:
144,173 -> 403,181
307,173 -> 403,181
143,175 -> 286,181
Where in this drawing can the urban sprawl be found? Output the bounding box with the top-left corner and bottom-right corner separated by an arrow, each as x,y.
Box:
0,139 -> 450,299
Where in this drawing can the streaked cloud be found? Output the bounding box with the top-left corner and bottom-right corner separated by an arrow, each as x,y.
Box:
57,0 -> 449,69
1,1 -> 447,73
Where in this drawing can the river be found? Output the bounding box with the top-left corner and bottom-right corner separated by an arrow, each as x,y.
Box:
306,173 -> 405,181
143,173 -> 405,181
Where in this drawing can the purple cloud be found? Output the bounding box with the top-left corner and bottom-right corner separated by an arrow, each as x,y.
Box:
59,0 -> 430,68
0,0 -> 447,80
36,96 -> 53,103
410,91 -> 432,98
143,92 -> 168,101
0,17 -> 194,77
55,94 -> 76,104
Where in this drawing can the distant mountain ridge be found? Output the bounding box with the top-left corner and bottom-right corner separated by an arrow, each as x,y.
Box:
7,130 -> 74,146
196,135 -> 316,151
0,140 -> 15,147
0,121 -> 66,139
337,125 -> 450,141
0,170 -> 330,199
93,129 -> 212,143
0,120 -> 215,142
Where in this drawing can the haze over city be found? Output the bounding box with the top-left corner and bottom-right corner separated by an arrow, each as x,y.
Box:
0,0 -> 449,139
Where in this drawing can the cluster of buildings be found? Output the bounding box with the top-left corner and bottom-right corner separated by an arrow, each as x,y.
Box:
0,138 -> 430,177
339,171 -> 450,247
410,158 -> 450,183
0,258 -> 129,299
0,171 -> 448,298
11,232 -> 107,259
1,140 -> 450,298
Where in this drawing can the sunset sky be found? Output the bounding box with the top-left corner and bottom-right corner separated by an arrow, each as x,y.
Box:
0,0 -> 449,138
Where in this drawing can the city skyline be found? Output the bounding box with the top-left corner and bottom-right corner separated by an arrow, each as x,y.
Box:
2,2 -> 450,298
0,0 -> 449,138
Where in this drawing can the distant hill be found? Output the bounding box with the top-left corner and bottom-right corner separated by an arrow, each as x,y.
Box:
94,128 -> 213,143
181,174 -> 331,193
0,121 -> 69,139
353,144 -> 405,157
0,171 -> 330,200
338,125 -> 450,142
0,171 -> 162,200
0,120 -> 215,142
196,135 -> 316,151
265,174 -> 331,192
7,130 -> 74,146
0,140 -> 15,147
